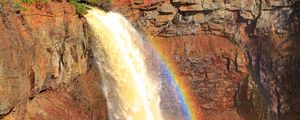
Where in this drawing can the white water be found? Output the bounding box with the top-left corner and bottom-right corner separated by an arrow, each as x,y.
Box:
85,7 -> 163,120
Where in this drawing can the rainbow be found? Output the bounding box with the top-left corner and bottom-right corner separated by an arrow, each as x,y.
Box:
146,36 -> 202,120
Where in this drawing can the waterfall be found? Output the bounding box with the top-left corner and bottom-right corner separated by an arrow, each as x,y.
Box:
85,7 -> 163,120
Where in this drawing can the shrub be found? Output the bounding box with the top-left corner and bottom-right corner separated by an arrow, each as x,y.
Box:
13,2 -> 28,11
68,0 -> 112,14
69,0 -> 88,15
12,0 -> 48,11
22,0 -> 30,3
87,0 -> 111,4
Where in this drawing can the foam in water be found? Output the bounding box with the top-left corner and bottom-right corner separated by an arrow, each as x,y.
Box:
85,7 -> 163,120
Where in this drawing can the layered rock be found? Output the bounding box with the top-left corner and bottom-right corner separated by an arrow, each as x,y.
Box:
0,0 -> 299,120
0,0 -> 107,119
153,35 -> 247,120
112,0 -> 300,120
113,0 -> 295,37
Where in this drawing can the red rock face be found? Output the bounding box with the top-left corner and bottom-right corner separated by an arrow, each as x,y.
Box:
152,35 -> 248,120
25,91 -> 90,120
0,0 -> 107,120
111,0 -> 300,119
0,0 -> 299,120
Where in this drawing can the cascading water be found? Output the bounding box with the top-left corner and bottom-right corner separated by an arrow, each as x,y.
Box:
85,7 -> 163,120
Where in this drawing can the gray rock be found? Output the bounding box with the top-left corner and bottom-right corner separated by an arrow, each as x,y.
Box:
144,10 -> 159,20
158,4 -> 176,14
172,0 -> 198,4
225,1 -> 241,10
240,10 -> 255,20
202,0 -> 224,10
179,4 -> 203,12
256,8 -> 293,30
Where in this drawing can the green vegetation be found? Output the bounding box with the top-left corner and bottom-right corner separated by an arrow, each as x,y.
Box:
7,0 -> 111,15
11,0 -> 49,11
88,0 -> 111,4
13,2 -> 28,11
69,0 -> 88,15
21,0 -> 30,3
21,0 -> 49,3
68,0 -> 111,15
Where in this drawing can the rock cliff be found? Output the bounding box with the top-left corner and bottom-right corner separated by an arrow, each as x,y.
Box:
112,0 -> 300,120
0,0 -> 107,119
0,0 -> 299,120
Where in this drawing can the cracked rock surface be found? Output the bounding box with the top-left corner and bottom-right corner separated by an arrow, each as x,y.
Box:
112,0 -> 300,119
0,0 -> 299,120
0,0 -> 107,120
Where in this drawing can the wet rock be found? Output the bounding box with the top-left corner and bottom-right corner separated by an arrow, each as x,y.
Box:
113,0 -> 300,119
150,35 -> 247,118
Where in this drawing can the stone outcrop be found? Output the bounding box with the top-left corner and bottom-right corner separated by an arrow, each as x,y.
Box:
113,0 -> 296,38
0,0 -> 107,119
112,0 -> 300,120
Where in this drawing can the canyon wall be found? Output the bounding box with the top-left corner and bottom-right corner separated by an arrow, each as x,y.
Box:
111,0 -> 300,120
0,0 -> 107,119
0,0 -> 299,120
